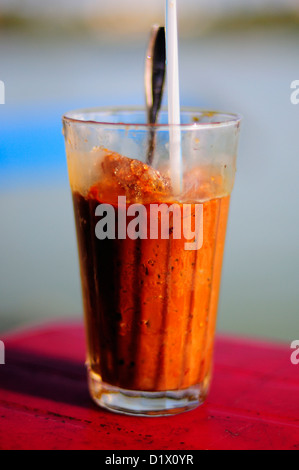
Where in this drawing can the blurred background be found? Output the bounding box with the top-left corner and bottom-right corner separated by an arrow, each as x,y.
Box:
0,0 -> 298,341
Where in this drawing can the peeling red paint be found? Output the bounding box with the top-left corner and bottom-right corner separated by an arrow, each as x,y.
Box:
0,323 -> 298,450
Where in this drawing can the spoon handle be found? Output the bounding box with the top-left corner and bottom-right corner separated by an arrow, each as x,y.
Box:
145,25 -> 166,165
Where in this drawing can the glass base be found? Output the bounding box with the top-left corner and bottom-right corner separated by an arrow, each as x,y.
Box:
88,369 -> 208,417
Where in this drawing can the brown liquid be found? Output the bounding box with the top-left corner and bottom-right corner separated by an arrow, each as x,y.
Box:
72,188 -> 230,392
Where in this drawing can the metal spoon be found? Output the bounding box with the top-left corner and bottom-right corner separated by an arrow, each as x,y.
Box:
145,25 -> 166,165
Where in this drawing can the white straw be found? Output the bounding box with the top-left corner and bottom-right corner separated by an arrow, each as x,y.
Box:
166,0 -> 182,194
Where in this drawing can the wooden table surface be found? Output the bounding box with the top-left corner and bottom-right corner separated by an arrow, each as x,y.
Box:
0,322 -> 298,450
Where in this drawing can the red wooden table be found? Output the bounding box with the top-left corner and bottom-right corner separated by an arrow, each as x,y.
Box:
0,322 -> 298,450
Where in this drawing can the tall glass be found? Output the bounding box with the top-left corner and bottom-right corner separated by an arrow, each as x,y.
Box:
63,108 -> 241,416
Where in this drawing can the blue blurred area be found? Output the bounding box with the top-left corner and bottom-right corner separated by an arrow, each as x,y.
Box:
0,107 -> 66,187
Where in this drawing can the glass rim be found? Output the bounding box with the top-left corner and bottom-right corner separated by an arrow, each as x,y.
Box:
62,106 -> 242,130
